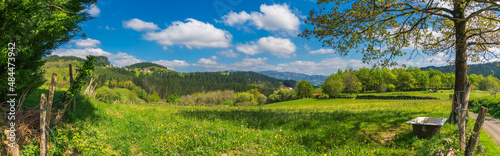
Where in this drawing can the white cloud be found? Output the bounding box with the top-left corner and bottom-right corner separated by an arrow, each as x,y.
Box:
123,18 -> 160,31
309,48 -> 335,54
221,3 -> 300,35
236,36 -> 296,58
88,5 -> 100,17
72,38 -> 101,48
52,48 -> 143,67
197,56 -> 219,65
152,60 -> 191,70
217,49 -> 238,58
105,26 -> 115,30
304,44 -> 311,51
110,52 -> 143,67
144,18 -> 232,49
234,57 -> 270,67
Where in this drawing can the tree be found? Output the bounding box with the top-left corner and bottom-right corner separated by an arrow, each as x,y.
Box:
0,0 -> 97,103
484,75 -> 500,97
468,74 -> 480,89
408,67 -> 429,90
380,83 -> 388,94
382,68 -> 397,89
341,71 -> 362,95
393,68 -> 416,91
295,80 -> 314,98
322,75 -> 344,97
369,67 -> 384,91
300,0 -> 500,123
488,82 -> 499,97
355,68 -> 371,92
429,75 -> 443,90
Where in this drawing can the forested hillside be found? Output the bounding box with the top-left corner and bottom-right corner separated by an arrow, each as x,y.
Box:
126,62 -> 168,70
43,55 -> 295,101
421,62 -> 500,79
131,71 -> 294,98
44,55 -> 110,66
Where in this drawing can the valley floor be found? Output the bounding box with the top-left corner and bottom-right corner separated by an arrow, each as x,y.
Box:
42,98 -> 500,155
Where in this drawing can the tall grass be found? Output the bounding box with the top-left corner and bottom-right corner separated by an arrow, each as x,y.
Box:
40,98 -> 499,155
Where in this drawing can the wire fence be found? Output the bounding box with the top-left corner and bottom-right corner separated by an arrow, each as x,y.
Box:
43,118 -> 56,156
453,90 -> 487,156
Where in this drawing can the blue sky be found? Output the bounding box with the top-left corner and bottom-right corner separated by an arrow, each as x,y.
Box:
53,0 -> 451,75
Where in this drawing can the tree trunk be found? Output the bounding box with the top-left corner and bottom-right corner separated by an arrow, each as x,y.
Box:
449,5 -> 467,124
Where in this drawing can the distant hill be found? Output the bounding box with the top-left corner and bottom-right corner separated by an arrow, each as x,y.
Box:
44,55 -> 85,62
420,62 -> 500,79
126,62 -> 175,73
126,62 -> 168,70
258,71 -> 328,86
44,55 -> 110,66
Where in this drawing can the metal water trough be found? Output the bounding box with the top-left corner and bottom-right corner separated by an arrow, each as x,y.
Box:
406,117 -> 447,138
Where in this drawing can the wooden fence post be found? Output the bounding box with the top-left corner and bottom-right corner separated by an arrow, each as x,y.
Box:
47,73 -> 57,126
40,93 -> 47,156
69,64 -> 76,112
465,106 -> 488,156
459,82 -> 472,151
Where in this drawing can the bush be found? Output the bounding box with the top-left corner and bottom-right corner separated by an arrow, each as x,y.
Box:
95,86 -> 119,102
174,98 -> 184,105
167,93 -> 181,104
235,92 -> 255,106
268,94 -> 281,103
257,94 -> 267,105
470,97 -> 500,119
222,100 -> 234,106
181,90 -> 236,106
267,88 -> 297,103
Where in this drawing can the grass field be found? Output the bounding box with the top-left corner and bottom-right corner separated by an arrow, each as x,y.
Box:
31,96 -> 499,155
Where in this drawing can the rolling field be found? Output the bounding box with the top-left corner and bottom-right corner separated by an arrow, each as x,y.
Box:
38,97 -> 500,155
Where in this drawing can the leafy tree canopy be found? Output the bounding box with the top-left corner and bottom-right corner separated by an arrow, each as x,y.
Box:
0,0 -> 97,103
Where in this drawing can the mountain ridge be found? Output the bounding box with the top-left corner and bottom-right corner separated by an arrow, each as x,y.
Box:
257,70 -> 328,86
420,61 -> 500,79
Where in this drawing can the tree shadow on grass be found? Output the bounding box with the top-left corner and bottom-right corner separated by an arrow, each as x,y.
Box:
177,108 -> 426,151
21,88 -> 98,123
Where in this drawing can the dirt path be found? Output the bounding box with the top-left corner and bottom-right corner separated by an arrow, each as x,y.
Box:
469,112 -> 500,146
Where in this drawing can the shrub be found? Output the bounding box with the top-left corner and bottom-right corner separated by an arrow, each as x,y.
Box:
222,100 -> 234,106
95,86 -> 119,102
257,94 -> 267,105
180,90 -> 236,106
166,93 -> 181,104
267,88 -> 297,103
235,92 -> 254,105
174,98 -> 184,105
470,97 -> 500,119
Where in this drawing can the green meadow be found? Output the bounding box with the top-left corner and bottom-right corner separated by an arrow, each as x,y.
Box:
21,91 -> 499,155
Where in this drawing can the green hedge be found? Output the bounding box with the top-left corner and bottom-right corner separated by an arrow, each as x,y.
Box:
469,97 -> 500,119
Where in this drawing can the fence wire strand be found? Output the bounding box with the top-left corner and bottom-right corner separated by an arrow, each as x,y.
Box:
453,90 -> 487,156
42,118 -> 56,156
